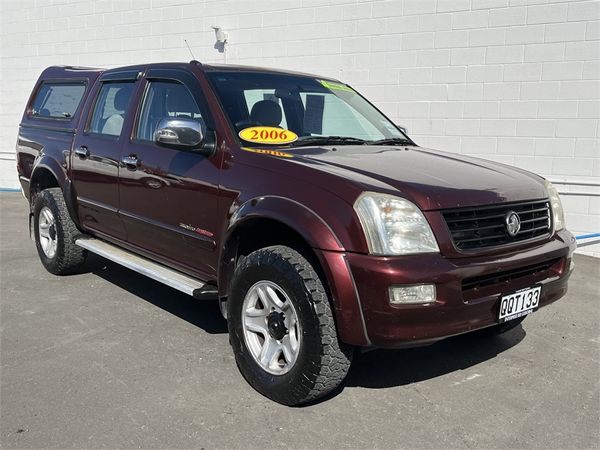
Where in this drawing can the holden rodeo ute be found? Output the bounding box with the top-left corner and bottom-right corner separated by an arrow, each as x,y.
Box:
16,62 -> 575,405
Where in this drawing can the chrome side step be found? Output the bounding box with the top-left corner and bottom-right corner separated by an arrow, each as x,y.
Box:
75,238 -> 213,298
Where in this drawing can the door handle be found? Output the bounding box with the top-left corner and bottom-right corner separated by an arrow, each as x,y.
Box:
122,155 -> 140,170
74,146 -> 89,158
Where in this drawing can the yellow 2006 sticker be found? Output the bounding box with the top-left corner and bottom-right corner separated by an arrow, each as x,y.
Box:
242,147 -> 294,158
318,79 -> 354,92
239,126 -> 298,145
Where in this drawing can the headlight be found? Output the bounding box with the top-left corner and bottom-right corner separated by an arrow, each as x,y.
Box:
354,192 -> 439,255
544,180 -> 565,232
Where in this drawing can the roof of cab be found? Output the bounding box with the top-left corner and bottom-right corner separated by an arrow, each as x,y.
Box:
40,61 -> 340,84
200,62 -> 338,81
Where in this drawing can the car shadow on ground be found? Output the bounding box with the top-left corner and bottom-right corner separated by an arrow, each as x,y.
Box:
80,253 -> 525,397
345,327 -> 525,390
81,254 -> 228,335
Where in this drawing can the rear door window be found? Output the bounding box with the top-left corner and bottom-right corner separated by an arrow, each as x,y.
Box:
31,83 -> 86,119
88,82 -> 135,136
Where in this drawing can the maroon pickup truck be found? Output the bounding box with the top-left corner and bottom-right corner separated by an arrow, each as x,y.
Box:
17,62 -> 575,405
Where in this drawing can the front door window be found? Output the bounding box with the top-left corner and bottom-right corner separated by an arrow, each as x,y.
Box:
136,81 -> 205,141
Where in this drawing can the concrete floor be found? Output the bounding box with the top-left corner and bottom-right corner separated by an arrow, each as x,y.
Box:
1,192 -> 599,449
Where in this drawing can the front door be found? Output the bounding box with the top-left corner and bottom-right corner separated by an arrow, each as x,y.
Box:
118,68 -> 222,280
71,70 -> 140,240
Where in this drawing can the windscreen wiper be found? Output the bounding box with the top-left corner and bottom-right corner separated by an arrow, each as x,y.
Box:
292,136 -> 368,147
367,138 -> 415,146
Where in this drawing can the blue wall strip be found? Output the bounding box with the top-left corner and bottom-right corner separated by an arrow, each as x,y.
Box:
0,188 -> 20,192
576,233 -> 600,240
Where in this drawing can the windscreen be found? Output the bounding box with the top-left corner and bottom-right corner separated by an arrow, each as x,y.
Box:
206,71 -> 408,146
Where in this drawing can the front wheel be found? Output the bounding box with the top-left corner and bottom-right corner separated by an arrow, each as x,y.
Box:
228,245 -> 353,405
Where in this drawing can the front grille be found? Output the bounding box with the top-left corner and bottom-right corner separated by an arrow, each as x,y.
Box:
462,258 -> 561,291
442,200 -> 551,251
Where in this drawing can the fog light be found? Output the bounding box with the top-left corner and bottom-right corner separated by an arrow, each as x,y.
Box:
389,284 -> 436,304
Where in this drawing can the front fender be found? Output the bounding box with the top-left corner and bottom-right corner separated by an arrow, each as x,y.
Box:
229,195 -> 344,252
218,196 -> 345,297
218,196 -> 371,347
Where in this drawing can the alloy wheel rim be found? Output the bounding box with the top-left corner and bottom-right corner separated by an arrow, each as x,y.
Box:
242,280 -> 301,375
38,206 -> 58,259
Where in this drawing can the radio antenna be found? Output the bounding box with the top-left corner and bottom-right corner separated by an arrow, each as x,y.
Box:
184,39 -> 196,60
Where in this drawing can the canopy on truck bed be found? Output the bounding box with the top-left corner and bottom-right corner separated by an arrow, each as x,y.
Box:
21,66 -> 104,131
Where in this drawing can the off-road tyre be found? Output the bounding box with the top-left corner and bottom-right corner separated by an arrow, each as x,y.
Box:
33,187 -> 86,275
228,245 -> 353,406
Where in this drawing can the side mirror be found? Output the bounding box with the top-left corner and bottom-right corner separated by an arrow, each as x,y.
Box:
154,118 -> 214,155
398,125 -> 409,135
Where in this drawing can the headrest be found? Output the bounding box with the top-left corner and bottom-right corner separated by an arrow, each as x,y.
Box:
114,86 -> 132,111
250,100 -> 282,127
166,86 -> 198,115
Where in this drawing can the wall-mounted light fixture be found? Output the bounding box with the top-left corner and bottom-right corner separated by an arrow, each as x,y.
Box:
212,26 -> 229,46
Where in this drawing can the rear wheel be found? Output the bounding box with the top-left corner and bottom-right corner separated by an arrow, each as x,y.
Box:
33,188 -> 86,275
228,245 -> 353,405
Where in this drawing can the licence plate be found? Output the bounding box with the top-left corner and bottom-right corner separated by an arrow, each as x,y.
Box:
498,285 -> 541,323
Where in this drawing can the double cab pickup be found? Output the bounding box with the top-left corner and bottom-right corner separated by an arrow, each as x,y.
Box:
16,62 -> 575,405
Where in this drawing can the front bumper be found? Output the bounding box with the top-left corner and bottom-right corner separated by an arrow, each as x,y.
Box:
320,230 -> 576,348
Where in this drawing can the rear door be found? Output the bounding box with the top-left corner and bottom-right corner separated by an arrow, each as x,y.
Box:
71,69 -> 140,240
118,68 -> 221,280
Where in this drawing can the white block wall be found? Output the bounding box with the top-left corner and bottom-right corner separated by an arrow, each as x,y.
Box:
1,0 -> 598,256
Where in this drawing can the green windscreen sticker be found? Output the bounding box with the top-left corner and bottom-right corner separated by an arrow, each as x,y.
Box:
318,79 -> 354,92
